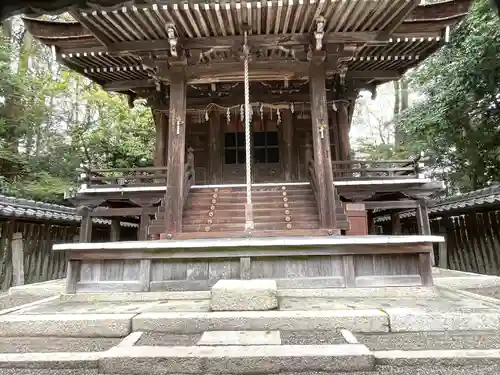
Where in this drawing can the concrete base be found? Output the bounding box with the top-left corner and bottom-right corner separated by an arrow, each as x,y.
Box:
210,280 -> 278,311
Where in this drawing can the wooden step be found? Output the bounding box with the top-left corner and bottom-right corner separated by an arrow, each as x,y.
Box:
186,194 -> 316,204
160,228 -> 340,240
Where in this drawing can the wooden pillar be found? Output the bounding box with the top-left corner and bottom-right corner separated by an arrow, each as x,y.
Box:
367,210 -> 375,234
416,199 -> 435,270
416,200 -> 431,235
67,206 -> 92,294
79,207 -> 93,242
281,109 -> 294,181
309,58 -> 336,229
11,232 -> 24,287
153,110 -> 168,167
110,219 -> 120,241
391,213 -> 402,235
209,111 -> 221,184
139,211 -> 150,241
164,67 -> 187,235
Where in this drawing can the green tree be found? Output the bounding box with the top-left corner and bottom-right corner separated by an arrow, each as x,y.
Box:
395,0 -> 500,193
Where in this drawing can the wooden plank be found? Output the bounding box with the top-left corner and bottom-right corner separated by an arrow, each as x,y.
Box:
138,259 -> 151,292
342,255 -> 356,288
68,243 -> 433,261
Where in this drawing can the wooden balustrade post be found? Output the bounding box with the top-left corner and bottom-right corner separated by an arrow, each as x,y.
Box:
11,232 -> 24,287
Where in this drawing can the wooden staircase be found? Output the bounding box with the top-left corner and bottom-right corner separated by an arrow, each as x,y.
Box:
150,185 -> 349,238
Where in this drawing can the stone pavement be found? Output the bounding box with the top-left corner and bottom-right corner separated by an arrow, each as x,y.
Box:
2,269 -> 500,374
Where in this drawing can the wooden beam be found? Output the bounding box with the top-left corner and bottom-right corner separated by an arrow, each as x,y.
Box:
107,32 -> 383,54
101,70 -> 401,91
363,200 -> 419,210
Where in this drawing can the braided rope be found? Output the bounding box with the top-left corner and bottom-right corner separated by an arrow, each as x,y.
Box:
244,31 -> 252,207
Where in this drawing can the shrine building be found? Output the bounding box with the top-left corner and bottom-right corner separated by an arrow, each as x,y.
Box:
19,0 -> 471,293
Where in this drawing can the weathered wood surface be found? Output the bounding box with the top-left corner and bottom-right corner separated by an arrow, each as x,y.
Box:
56,236 -> 438,292
164,67 -> 187,235
80,166 -> 169,188
0,221 -> 78,291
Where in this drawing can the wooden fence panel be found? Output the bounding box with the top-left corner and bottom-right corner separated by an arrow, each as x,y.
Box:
0,220 -> 78,292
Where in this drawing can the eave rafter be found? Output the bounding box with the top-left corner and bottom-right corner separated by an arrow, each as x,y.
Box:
20,0 -> 471,95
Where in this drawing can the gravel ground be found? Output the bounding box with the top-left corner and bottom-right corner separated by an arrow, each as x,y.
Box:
0,294 -> 46,311
0,337 -> 121,353
1,371 -> 98,375
465,287 -> 500,299
357,331 -> 500,350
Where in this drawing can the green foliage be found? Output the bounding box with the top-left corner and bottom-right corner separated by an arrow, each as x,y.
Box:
0,22 -> 153,203
395,0 -> 500,193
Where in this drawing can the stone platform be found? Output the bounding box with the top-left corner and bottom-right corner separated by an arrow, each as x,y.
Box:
2,268 -> 500,374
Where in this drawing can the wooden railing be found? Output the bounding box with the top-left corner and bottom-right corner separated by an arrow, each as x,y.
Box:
182,147 -> 195,209
331,159 -> 421,180
307,159 -> 323,226
78,166 -> 169,188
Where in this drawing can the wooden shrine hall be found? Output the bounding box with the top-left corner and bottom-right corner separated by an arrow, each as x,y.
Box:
24,0 -> 470,293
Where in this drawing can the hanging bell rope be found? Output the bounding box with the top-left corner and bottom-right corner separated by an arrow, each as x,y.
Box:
243,29 -> 252,212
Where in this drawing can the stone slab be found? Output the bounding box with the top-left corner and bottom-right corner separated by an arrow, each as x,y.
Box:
197,330 -> 281,346
0,352 -> 99,369
61,291 -> 210,302
0,314 -> 134,337
278,287 -> 440,299
375,349 -> 500,366
100,344 -> 374,374
211,280 -> 278,311
386,308 -> 500,332
132,309 -> 389,333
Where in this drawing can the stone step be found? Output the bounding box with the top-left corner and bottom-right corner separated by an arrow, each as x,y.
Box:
132,309 -> 388,333
100,344 -> 374,374
211,280 -> 278,311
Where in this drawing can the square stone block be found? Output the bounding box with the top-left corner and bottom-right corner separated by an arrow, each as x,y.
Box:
197,330 -> 281,346
211,280 -> 278,311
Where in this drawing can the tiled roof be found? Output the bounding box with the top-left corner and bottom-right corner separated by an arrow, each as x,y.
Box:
0,194 -> 137,227
376,185 -> 500,222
